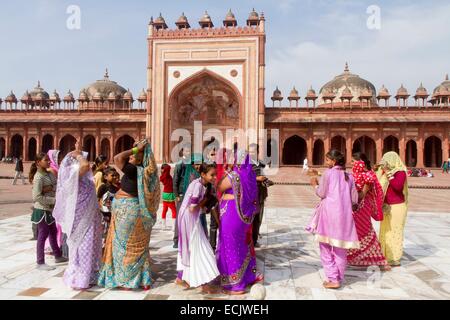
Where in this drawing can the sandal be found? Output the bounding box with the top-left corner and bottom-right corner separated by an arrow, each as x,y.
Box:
222,289 -> 246,295
323,281 -> 341,289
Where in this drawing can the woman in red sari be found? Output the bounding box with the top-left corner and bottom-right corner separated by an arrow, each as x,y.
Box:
347,152 -> 390,270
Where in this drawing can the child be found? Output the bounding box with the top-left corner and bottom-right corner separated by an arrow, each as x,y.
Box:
160,163 -> 177,230
307,150 -> 359,289
97,168 -> 120,246
29,152 -> 68,270
92,155 -> 108,193
176,163 -> 220,293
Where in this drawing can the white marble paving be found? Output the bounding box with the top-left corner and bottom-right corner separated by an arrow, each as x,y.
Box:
0,208 -> 449,299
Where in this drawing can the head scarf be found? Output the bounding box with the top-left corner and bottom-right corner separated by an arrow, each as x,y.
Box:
181,153 -> 202,194
376,151 -> 409,204
352,160 -> 370,192
160,164 -> 171,184
229,150 -> 258,223
53,151 -> 97,260
137,143 -> 161,230
47,149 -> 60,173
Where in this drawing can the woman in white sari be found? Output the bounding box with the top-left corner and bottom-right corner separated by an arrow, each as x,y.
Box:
53,151 -> 103,290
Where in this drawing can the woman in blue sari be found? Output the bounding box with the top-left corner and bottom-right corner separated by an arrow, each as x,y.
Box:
98,139 -> 160,290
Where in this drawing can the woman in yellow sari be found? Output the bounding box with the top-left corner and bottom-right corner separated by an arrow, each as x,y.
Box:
376,152 -> 409,267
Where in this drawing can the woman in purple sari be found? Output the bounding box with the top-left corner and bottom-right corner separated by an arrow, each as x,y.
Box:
216,150 -> 263,295
53,151 -> 103,290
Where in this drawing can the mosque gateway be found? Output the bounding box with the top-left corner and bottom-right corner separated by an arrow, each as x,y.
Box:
1,10 -> 449,167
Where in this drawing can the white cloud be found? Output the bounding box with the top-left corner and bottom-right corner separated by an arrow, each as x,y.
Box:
265,2 -> 450,103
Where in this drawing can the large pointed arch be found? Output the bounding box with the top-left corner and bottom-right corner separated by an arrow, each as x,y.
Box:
166,69 -> 244,158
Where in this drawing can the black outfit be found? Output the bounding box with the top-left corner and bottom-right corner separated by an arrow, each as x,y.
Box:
120,162 -> 138,197
172,161 -> 187,247
15,159 -> 24,172
252,160 -> 268,246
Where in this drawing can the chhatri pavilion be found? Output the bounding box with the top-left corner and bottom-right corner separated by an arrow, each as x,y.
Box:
1,10 -> 449,167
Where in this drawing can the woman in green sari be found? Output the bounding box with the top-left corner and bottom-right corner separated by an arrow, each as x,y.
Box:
98,139 -> 160,290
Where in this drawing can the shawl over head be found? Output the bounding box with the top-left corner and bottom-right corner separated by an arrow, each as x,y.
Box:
53,151 -> 98,260
47,149 -> 60,173
230,150 -> 258,222
376,151 -> 409,205
137,143 -> 161,229
352,160 -> 384,221
181,153 -> 202,194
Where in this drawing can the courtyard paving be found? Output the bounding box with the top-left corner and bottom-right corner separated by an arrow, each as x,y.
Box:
0,164 -> 450,300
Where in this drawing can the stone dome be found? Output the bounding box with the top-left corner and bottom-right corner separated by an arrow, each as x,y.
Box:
177,12 -> 188,23
29,81 -> 50,101
123,89 -> 134,100
5,90 -> 17,102
396,84 -> 409,96
80,69 -> 127,101
138,89 -> 147,101
306,86 -> 317,98
50,90 -> 61,101
200,11 -> 212,23
21,90 -> 32,102
225,9 -> 237,21
432,74 -> 450,94
64,90 -> 75,102
318,63 -> 377,105
248,8 -> 259,19
154,13 -> 166,24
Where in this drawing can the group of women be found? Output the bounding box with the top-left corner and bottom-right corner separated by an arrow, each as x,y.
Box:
308,150 -> 409,289
29,137 -> 408,293
29,139 -> 263,294
175,148 -> 263,295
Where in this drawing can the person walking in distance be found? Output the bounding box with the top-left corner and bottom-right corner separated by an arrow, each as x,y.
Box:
12,157 -> 27,185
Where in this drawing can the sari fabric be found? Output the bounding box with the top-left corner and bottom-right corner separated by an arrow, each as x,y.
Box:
376,152 -> 408,265
347,161 -> 388,266
53,152 -> 103,289
216,153 -> 259,292
45,149 -> 63,250
98,143 -> 160,288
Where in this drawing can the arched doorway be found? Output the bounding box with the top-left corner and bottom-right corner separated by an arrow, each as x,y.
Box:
0,137 -> 5,159
406,140 -> 417,167
424,136 -> 442,167
352,136 -> 376,165
101,138 -> 111,162
282,135 -> 307,165
383,135 -> 399,154
83,135 -> 96,162
115,135 -> 135,154
313,139 -> 325,165
59,134 -> 77,157
331,135 -> 346,155
28,138 -> 37,161
10,134 -> 23,158
167,70 -> 241,158
42,134 -> 54,153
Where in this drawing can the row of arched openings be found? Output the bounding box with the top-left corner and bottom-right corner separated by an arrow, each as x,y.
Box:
0,134 -> 135,161
279,134 -> 445,167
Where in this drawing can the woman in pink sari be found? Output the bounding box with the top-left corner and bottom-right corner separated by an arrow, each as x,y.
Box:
347,152 -> 390,270
216,149 -> 263,295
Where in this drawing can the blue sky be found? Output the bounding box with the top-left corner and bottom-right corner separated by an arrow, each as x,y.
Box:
1,0 -> 449,103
